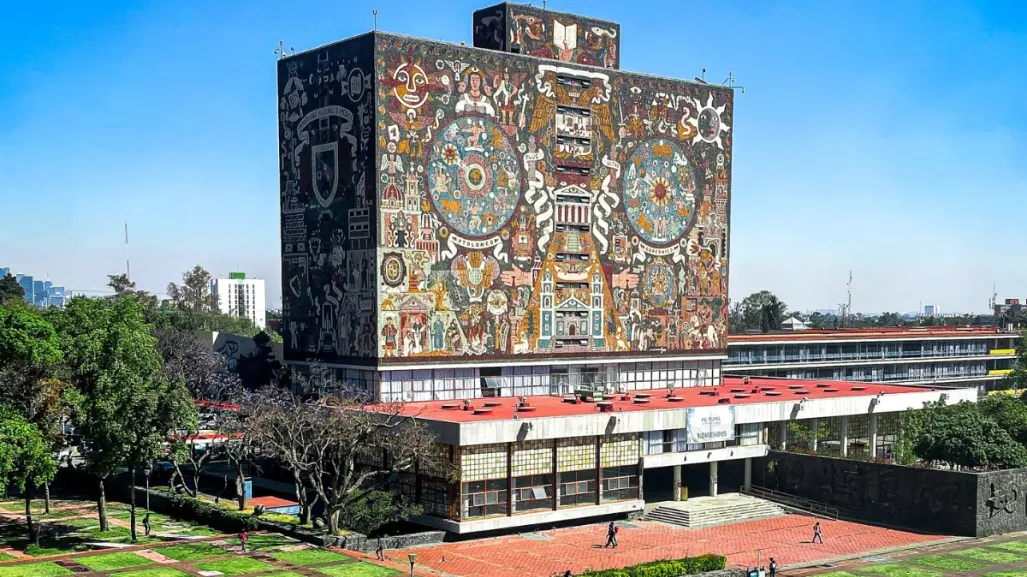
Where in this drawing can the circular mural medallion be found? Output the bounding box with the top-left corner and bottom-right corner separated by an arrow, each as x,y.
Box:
623,139 -> 699,245
381,252 -> 406,288
643,258 -> 677,308
427,117 -> 521,238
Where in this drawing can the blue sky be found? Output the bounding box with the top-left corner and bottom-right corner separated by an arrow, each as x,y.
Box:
1,0 -> 1024,314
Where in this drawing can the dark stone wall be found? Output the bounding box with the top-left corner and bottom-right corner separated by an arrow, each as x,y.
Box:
278,35 -> 378,365
373,32 -> 732,366
758,451 -> 1027,537
473,3 -> 621,69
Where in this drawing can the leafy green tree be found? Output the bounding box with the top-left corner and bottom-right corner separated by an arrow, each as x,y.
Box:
58,296 -> 194,537
0,302 -> 66,512
738,291 -> 787,333
915,401 -> 1027,469
979,395 -> 1027,446
0,273 -> 25,304
107,274 -> 160,321
786,421 -> 831,453
0,408 -> 57,540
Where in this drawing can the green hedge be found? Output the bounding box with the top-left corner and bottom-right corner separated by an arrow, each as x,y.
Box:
578,553 -> 727,577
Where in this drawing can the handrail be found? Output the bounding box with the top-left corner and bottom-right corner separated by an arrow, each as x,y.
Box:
742,485 -> 839,520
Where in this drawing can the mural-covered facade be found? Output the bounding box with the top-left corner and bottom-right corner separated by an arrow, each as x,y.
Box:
374,33 -> 731,366
279,12 -> 732,370
472,2 -> 621,70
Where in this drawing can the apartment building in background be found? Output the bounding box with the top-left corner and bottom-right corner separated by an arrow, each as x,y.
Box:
211,272 -> 266,328
726,326 -> 1018,394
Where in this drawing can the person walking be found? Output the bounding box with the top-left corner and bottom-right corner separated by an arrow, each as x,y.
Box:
604,521 -> 618,548
142,513 -> 151,537
769,557 -> 777,577
812,521 -> 823,544
376,534 -> 386,561
239,530 -> 249,552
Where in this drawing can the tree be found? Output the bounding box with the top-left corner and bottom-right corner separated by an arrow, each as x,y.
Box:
166,266 -> 218,316
0,408 -> 57,540
0,273 -> 25,304
737,291 -> 788,333
237,331 -> 285,390
248,390 -> 317,524
156,326 -> 239,497
58,297 -> 193,537
302,396 -> 438,535
785,421 -> 831,453
979,395 -> 1027,447
807,312 -> 831,330
107,274 -> 159,321
914,401 -> 1027,469
0,302 -> 66,512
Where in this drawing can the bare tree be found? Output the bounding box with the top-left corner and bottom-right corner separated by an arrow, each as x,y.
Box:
248,389 -> 318,523
303,396 -> 438,535
156,328 -> 244,497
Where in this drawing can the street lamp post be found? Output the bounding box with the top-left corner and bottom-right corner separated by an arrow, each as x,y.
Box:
408,553 -> 417,577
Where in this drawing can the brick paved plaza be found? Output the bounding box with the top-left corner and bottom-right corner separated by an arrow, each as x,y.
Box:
386,514 -> 949,577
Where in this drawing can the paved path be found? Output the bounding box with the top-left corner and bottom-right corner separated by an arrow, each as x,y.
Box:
387,513 -> 950,577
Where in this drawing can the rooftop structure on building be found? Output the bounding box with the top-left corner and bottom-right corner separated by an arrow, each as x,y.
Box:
275,3 -> 977,535
726,325 -> 1017,394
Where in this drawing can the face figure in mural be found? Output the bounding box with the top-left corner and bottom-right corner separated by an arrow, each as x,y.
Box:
456,67 -> 495,116
623,139 -> 699,245
392,62 -> 429,109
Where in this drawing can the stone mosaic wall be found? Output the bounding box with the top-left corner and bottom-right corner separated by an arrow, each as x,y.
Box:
375,32 -> 732,366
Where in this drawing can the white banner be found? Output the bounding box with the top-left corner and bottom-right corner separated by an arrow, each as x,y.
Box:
686,406 -> 735,444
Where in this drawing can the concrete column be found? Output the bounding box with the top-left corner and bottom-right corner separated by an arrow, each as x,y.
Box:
840,416 -> 850,457
779,421 -> 788,451
672,465 -> 682,501
869,413 -> 879,458
810,418 -> 819,452
709,461 -> 718,497
743,458 -> 752,489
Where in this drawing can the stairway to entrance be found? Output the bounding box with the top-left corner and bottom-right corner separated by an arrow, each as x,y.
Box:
643,493 -> 786,529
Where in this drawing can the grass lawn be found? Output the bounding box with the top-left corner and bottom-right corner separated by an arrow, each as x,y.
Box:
154,542 -> 228,561
950,547 -> 1025,564
314,562 -> 401,577
53,518 -> 99,530
76,551 -> 155,571
908,554 -> 989,572
114,569 -> 192,577
986,572 -> 1027,577
0,561 -> 72,577
272,548 -> 349,566
993,541 -> 1027,554
23,544 -> 63,556
0,552 -> 14,561
223,534 -> 297,551
264,573 -> 307,577
861,565 -> 942,577
814,574 -> 862,577
193,557 -> 276,575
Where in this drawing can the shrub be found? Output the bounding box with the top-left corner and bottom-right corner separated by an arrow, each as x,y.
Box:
578,554 -> 726,577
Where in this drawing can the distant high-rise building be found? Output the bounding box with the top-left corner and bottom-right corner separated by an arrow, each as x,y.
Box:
1,268 -> 70,308
923,304 -> 939,317
211,273 -> 266,329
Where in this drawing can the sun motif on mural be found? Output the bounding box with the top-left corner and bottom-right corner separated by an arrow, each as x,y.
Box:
622,139 -> 699,245
427,117 -> 522,238
391,61 -> 429,109
687,93 -> 731,149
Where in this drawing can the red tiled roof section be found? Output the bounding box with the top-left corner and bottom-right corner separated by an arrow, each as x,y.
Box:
728,325 -> 1011,343
248,496 -> 298,509
376,376 -> 934,423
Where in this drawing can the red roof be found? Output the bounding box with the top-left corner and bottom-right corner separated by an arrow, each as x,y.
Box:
376,376 -> 933,423
249,496 -> 297,509
728,326 -> 1011,343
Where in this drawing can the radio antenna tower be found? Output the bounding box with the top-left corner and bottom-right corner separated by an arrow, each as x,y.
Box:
837,271 -> 852,327
124,223 -> 131,280
989,282 -> 997,312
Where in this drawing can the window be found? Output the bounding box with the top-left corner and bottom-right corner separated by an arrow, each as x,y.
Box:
559,469 -> 597,507
514,474 -> 553,513
462,479 -> 508,518
601,466 -> 638,502
423,481 -> 452,519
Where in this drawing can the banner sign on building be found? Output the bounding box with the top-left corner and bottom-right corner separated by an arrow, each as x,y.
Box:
686,406 -> 735,444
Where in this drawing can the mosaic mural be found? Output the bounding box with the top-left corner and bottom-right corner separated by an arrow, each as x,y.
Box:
374,32 -> 732,364
277,35 -> 379,364
472,3 -> 621,70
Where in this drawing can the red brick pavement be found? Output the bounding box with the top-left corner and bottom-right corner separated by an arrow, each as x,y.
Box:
386,515 -> 949,577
